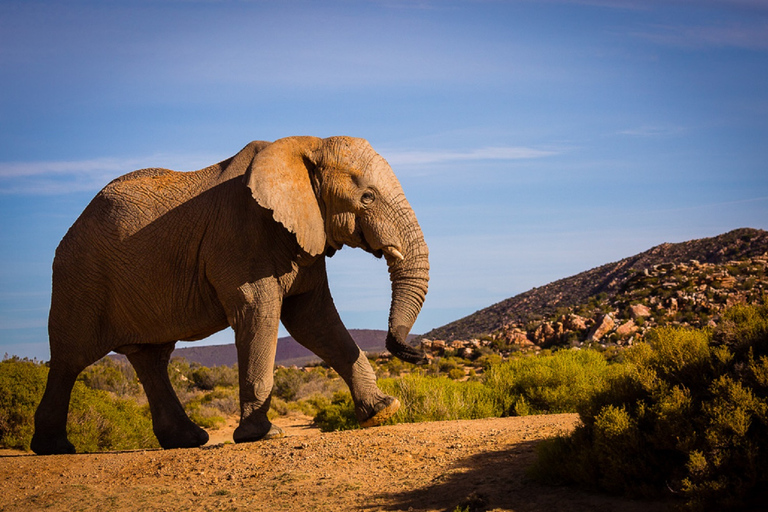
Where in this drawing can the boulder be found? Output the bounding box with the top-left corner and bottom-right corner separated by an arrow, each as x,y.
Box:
565,314 -> 588,331
628,304 -> 651,319
507,330 -> 532,346
533,322 -> 556,344
587,314 -> 615,341
615,319 -> 637,337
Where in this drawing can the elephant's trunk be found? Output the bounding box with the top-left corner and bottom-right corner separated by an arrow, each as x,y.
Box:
385,214 -> 429,364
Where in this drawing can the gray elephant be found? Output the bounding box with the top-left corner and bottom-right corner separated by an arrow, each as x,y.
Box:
31,136 -> 429,455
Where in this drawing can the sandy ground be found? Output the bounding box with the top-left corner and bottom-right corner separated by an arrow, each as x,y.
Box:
0,414 -> 673,511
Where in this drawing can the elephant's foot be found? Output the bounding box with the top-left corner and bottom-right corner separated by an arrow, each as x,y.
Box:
359,396 -> 400,428
30,432 -> 76,455
155,421 -> 209,450
233,420 -> 285,443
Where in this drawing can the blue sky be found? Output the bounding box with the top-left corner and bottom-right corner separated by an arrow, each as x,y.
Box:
1,0 -> 767,360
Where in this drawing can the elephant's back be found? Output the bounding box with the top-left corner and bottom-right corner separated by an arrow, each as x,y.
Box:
52,167 -> 204,286
50,165 -> 222,345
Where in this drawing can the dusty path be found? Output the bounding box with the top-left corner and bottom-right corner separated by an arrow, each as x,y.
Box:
0,414 -> 672,511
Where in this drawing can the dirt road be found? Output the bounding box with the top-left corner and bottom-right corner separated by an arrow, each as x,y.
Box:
0,414 -> 672,511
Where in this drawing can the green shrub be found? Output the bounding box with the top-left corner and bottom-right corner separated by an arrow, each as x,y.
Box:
475,353 -> 502,369
312,349 -> 617,430
190,364 -> 238,391
77,357 -> 140,396
67,382 -> 159,452
312,391 -> 357,432
190,366 -> 217,391
183,385 -> 239,429
484,349 -> 619,416
313,373 -> 501,431
272,366 -> 343,402
185,402 -> 226,429
375,356 -> 410,378
0,357 -> 48,450
531,302 -> 768,510
1,357 -> 158,452
197,385 -> 239,415
382,374 -> 499,423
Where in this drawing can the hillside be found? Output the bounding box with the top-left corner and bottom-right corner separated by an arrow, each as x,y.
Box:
423,227 -> 768,341
164,329 -> 417,368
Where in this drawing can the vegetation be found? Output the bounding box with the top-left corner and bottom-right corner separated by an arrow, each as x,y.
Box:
0,357 -> 47,450
3,300 -> 766,510
0,356 -> 158,451
530,302 -> 768,510
312,349 -> 621,431
484,349 -> 622,416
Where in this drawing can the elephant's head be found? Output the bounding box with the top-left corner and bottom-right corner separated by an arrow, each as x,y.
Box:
244,136 -> 429,364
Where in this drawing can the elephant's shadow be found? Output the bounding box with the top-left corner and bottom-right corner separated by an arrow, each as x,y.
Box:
364,440 -> 672,512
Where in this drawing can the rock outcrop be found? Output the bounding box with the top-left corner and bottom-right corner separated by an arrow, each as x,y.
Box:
414,250 -> 768,359
422,228 -> 768,342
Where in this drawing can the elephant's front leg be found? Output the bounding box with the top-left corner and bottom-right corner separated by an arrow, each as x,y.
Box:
231,297 -> 285,443
281,281 -> 400,428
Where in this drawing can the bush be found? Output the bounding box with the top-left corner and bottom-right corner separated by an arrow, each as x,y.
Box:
272,366 -> 343,402
313,373 -> 501,431
312,391 -> 357,432
67,382 -> 159,451
183,385 -> 239,429
484,349 -> 620,416
0,357 -> 158,452
382,374 -> 499,423
190,364 -> 238,391
0,357 -> 48,450
77,357 -> 140,397
312,349 -> 619,431
475,353 -> 502,370
0,357 -> 159,452
531,302 -> 768,510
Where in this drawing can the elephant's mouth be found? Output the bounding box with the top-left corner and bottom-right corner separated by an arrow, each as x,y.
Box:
365,242 -> 404,262
352,222 -> 403,262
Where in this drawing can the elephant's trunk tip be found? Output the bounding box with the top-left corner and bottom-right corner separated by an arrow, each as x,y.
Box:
386,324 -> 428,365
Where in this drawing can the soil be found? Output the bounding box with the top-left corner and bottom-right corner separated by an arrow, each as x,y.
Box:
0,414 -> 673,512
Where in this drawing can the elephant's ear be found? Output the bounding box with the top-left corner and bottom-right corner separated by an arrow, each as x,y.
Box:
243,137 -> 326,257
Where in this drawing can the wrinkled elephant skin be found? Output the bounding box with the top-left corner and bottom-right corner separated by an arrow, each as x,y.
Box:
31,136 -> 429,455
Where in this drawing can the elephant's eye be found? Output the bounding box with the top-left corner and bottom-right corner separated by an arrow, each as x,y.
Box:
361,190 -> 375,205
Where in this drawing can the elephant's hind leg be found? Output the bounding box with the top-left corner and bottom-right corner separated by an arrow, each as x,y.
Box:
124,342 -> 209,449
31,361 -> 81,455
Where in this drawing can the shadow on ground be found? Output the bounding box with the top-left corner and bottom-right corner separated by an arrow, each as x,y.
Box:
366,440 -> 673,512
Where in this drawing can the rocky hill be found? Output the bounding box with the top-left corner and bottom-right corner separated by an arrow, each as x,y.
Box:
422,228 -> 768,342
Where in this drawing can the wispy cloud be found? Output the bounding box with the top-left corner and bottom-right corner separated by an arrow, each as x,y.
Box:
543,0 -> 768,13
384,146 -> 558,167
0,155 -> 215,195
542,1 -> 768,51
0,147 -> 558,194
618,125 -> 685,137
634,21 -> 768,51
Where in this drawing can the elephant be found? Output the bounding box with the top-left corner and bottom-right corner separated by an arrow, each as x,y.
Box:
31,136 -> 429,455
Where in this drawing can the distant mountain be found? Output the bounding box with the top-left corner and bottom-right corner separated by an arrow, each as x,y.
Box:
422,228 -> 768,341
167,329 -> 416,368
